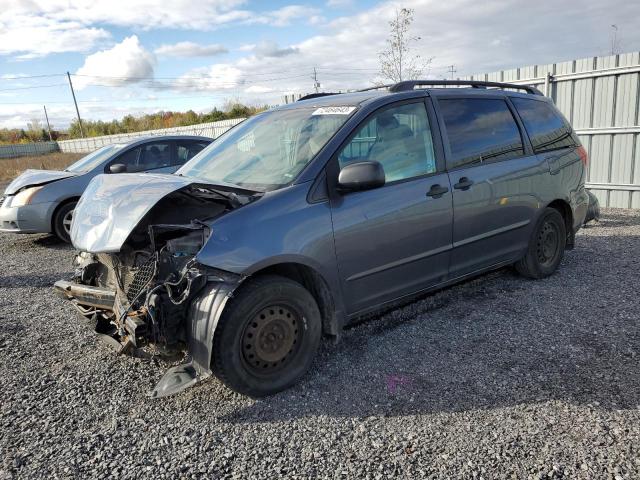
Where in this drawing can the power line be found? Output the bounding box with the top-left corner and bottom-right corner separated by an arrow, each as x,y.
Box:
0,73 -> 66,81
0,83 -> 67,92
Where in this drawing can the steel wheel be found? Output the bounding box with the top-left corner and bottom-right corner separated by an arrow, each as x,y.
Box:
536,220 -> 560,267
241,305 -> 302,374
515,207 -> 566,279
210,275 -> 322,397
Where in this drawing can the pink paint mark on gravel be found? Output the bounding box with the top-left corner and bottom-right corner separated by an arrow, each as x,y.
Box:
385,374 -> 412,394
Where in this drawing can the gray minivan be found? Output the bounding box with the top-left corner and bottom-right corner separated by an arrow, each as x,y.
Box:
0,135 -> 211,242
55,81 -> 589,398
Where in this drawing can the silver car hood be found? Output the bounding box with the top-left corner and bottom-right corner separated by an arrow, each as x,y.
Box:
4,169 -> 78,195
71,173 -> 194,253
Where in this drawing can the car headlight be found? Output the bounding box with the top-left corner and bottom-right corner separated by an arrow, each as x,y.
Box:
12,186 -> 43,207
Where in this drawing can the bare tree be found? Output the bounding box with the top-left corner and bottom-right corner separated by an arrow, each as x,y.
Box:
378,7 -> 432,83
610,24 -> 621,55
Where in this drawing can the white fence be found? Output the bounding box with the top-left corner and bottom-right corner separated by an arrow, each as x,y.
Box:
463,51 -> 640,208
57,118 -> 245,153
0,141 -> 58,159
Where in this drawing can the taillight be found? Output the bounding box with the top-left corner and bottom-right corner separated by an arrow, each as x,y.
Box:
577,146 -> 588,166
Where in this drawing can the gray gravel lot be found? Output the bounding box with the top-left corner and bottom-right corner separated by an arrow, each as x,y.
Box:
1,209 -> 639,479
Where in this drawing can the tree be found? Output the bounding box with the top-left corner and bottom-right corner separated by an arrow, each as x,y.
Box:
378,7 -> 433,83
26,118 -> 44,141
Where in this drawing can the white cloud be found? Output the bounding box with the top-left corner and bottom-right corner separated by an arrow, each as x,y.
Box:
0,1 -> 324,58
259,5 -> 321,27
253,41 -> 299,58
244,85 -> 274,94
0,14 -> 110,58
74,36 -> 156,90
165,0 -> 640,106
169,64 -> 245,91
3,0 -> 250,31
154,42 -> 228,58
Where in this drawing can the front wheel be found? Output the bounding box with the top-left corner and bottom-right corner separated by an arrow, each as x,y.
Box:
515,207 -> 566,279
211,275 -> 322,397
52,201 -> 76,243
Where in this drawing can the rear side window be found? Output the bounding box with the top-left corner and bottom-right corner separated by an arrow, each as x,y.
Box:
511,98 -> 577,153
176,140 -> 209,165
113,141 -> 173,173
439,98 -> 524,168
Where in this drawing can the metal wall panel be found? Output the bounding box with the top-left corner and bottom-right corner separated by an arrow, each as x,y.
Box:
468,52 -> 640,208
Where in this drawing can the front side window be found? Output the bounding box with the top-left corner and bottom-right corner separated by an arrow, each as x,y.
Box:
115,142 -> 173,173
439,98 -> 524,168
338,102 -> 437,182
178,107 -> 353,191
512,98 -> 577,153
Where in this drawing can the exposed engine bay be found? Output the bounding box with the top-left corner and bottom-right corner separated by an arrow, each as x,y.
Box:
54,183 -> 258,396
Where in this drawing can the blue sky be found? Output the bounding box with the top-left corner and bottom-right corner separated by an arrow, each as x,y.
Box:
1,0 -> 639,129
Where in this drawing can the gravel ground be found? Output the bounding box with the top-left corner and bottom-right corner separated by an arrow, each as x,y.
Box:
1,208 -> 639,479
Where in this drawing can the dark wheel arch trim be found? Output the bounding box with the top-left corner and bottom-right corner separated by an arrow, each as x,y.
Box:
545,198 -> 574,249
249,262 -> 343,337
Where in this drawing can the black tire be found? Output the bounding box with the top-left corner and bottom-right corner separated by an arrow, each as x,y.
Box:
52,201 -> 76,243
515,207 -> 566,279
211,275 -> 322,397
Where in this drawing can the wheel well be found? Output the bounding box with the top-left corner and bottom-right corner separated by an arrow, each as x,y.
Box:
250,263 -> 338,337
50,197 -> 80,232
547,199 -> 574,247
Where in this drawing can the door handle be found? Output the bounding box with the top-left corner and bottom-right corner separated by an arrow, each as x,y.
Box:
453,177 -> 474,190
426,184 -> 449,198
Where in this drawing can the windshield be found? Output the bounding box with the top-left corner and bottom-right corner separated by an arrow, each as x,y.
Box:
177,106 -> 356,191
65,144 -> 126,173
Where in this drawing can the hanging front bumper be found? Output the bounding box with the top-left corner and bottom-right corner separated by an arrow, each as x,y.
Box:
53,280 -> 117,311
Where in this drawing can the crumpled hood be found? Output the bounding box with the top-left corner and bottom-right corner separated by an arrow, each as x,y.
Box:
71,173 -> 194,253
4,169 -> 78,195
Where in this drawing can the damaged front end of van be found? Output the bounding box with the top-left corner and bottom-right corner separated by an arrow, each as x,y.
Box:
54,173 -> 259,398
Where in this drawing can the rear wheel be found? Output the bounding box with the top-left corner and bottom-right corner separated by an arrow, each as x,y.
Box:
515,207 -> 566,279
211,275 -> 322,397
52,201 -> 76,243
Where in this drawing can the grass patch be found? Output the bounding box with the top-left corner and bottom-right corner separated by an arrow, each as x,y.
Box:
0,152 -> 85,181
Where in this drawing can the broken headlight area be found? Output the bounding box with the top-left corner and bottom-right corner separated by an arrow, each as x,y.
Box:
65,223 -> 217,356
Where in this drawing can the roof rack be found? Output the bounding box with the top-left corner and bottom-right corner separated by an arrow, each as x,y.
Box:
297,92 -> 341,101
389,80 -> 543,95
356,84 -> 394,92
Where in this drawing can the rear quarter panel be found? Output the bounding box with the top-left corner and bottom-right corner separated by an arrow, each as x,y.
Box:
539,147 -> 589,230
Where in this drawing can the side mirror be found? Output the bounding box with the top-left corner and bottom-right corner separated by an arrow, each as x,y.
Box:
337,161 -> 385,192
108,163 -> 127,174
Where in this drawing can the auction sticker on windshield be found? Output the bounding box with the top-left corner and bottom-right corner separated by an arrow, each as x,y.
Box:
312,106 -> 357,115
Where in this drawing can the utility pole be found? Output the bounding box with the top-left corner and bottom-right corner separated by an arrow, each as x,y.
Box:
447,65 -> 457,80
66,71 -> 84,138
312,67 -> 320,93
43,105 -> 53,141
610,24 -> 620,55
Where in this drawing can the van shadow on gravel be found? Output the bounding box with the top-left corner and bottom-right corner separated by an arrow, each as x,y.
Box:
0,272 -> 69,288
218,227 -> 640,423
